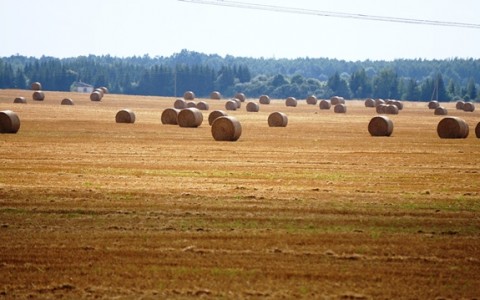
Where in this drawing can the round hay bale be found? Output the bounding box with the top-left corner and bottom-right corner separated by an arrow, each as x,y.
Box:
437,117 -> 469,139
331,96 -> 345,105
319,99 -> 331,110
306,95 -> 317,105
334,104 -> 347,114
174,98 -> 187,109
161,108 -> 180,125
178,108 -> 203,128
225,100 -> 237,111
31,82 -> 42,90
246,102 -> 259,112
434,106 -> 448,116
386,99 -> 395,105
90,91 -> 102,101
463,102 -> 475,112
428,101 -> 439,109
385,104 -> 399,115
456,101 -> 465,110
268,112 -> 288,127
183,91 -> 195,100
234,92 -> 246,102
259,95 -> 270,104
13,97 -> 27,104
208,110 -> 228,126
233,98 -> 241,108
375,99 -> 385,106
0,110 -> 21,134
211,116 -> 242,141
376,104 -> 387,114
210,91 -> 221,100
475,122 -> 480,138
364,98 -> 376,108
186,101 -> 197,108
196,101 -> 209,111
94,88 -> 105,97
99,87 -> 109,94
393,100 -> 404,110
115,109 -> 136,124
285,97 -> 297,107
32,91 -> 45,101
61,98 -> 74,105
368,116 -> 393,137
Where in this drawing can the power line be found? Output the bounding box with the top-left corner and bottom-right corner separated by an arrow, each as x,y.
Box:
178,0 -> 480,29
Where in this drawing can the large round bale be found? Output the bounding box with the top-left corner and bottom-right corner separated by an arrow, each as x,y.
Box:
183,91 -> 195,100
331,96 -> 345,105
161,108 -> 180,125
233,98 -> 241,108
434,107 -> 448,115
196,101 -> 209,111
463,102 -> 475,112
364,98 -> 376,108
0,110 -> 21,134
14,97 -> 27,104
334,104 -> 347,113
375,99 -> 385,107
456,101 -> 465,110
437,117 -> 469,139
306,95 -> 317,105
32,91 -> 45,101
90,91 -> 102,101
94,88 -> 105,97
210,91 -> 221,100
211,116 -> 242,141
268,112 -> 288,127
61,98 -> 74,105
186,101 -> 197,108
428,101 -> 439,109
208,110 -> 228,126
31,82 -> 42,90
246,101 -> 259,112
385,104 -> 399,115
178,108 -> 203,128
259,95 -> 270,104
115,109 -> 136,124
476,122 -> 480,138
225,100 -> 237,111
99,87 -> 109,94
174,98 -> 187,109
368,116 -> 393,137
376,104 -> 387,114
393,100 -> 404,110
319,99 -> 331,110
285,97 -> 297,107
234,92 -> 246,102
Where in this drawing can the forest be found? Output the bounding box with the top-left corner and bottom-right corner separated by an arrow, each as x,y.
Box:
0,49 -> 478,102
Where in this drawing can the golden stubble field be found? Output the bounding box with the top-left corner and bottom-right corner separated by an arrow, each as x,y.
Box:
0,89 -> 479,299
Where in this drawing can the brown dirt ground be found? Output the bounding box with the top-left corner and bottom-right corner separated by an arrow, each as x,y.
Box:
0,89 -> 479,299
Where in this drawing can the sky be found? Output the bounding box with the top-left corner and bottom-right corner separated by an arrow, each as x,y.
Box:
1,0 -> 479,61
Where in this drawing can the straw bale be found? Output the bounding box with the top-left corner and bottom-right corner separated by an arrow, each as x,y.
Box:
334,104 -> 347,113
161,108 -> 180,125
476,122 -> 480,138
434,107 -> 448,115
61,98 -> 74,105
376,104 -> 387,114
33,91 -> 45,101
246,102 -> 259,112
306,95 -> 317,105
186,101 -> 197,108
456,101 -> 465,110
211,116 -> 242,141
364,98 -> 376,108
210,91 -> 221,100
268,112 -> 288,127
385,104 -> 399,115
234,92 -> 246,102
208,110 -> 228,126
183,91 -> 195,100
31,82 -> 42,90
225,100 -> 237,111
259,95 -> 270,104
196,101 -> 209,111
463,102 -> 475,112
428,101 -> 439,109
178,108 -> 203,128
0,110 -> 21,134
286,97 -> 297,107
14,97 -> 27,104
90,91 -> 102,101
319,99 -> 331,110
174,99 -> 187,109
368,116 -> 393,137
437,117 -> 469,139
331,96 -> 345,105
115,109 -> 136,124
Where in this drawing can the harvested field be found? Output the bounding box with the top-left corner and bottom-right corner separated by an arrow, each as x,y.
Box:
0,89 -> 479,299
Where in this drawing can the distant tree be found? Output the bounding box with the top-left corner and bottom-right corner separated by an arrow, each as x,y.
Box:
401,78 -> 420,101
465,77 -> 477,101
349,68 -> 372,98
327,72 -> 351,98
372,68 -> 399,99
271,74 -> 289,87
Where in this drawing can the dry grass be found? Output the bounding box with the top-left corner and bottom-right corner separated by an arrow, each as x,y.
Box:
0,89 -> 479,299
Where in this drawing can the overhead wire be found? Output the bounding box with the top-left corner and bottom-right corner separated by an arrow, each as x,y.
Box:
178,0 -> 480,29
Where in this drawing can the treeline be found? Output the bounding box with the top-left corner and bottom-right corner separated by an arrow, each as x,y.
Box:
0,50 -> 478,102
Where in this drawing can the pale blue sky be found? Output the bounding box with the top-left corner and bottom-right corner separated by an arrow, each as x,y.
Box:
1,0 -> 479,61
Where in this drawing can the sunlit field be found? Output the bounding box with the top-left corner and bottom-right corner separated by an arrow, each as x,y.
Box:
1,89 -> 479,298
